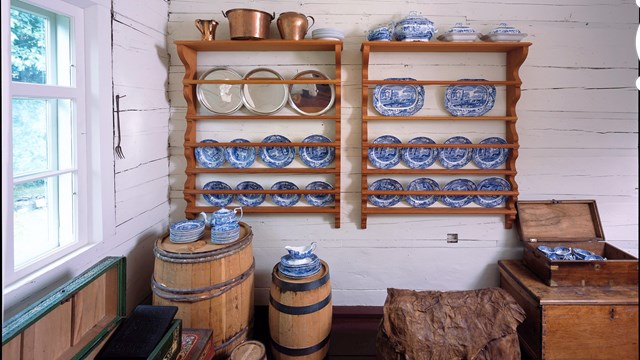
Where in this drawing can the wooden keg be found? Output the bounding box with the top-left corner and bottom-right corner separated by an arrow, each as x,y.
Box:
152,222 -> 254,359
269,260 -> 332,360
230,340 -> 267,360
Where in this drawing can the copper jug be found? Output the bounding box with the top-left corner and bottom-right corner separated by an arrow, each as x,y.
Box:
277,12 -> 315,40
195,19 -> 218,41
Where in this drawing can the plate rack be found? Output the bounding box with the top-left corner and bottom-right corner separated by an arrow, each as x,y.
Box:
176,40 -> 343,228
360,41 -> 531,229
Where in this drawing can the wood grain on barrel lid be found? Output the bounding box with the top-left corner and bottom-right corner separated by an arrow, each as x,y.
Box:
230,340 -> 266,360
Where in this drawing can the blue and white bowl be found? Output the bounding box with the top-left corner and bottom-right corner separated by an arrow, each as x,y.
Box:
481,23 -> 527,42
405,177 -> 439,208
235,181 -> 265,207
537,245 -> 554,256
368,23 -> 394,41
369,135 -> 402,169
573,248 -> 594,260
473,137 -> 509,169
279,254 -> 321,278
441,178 -> 476,207
271,181 -> 301,207
553,246 -> 572,256
438,136 -> 473,169
259,135 -> 295,168
224,138 -> 256,168
299,134 -> 335,168
584,255 -> 605,261
445,79 -> 496,117
195,139 -> 225,168
437,23 -> 480,42
304,181 -> 335,207
368,178 -> 403,207
474,177 -> 511,208
488,23 -> 522,34
394,11 -> 437,41
401,136 -> 438,169
203,181 -> 233,207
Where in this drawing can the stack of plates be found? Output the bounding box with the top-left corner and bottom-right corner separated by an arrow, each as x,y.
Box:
311,28 -> 344,40
278,254 -> 322,279
211,226 -> 240,244
170,220 -> 205,243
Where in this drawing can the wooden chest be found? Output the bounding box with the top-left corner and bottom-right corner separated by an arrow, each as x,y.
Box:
499,260 -> 638,360
516,200 -> 638,287
2,257 -> 182,359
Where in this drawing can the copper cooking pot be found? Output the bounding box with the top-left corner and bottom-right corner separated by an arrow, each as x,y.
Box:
222,8 -> 275,40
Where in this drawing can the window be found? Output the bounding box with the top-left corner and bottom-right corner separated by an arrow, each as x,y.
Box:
4,0 -> 87,283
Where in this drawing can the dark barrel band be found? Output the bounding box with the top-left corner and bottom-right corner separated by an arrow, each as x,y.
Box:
271,265 -> 330,292
270,334 -> 330,357
270,293 -> 331,315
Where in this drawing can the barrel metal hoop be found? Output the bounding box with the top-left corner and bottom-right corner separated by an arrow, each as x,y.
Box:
269,293 -> 331,315
151,260 -> 255,302
270,333 -> 330,357
271,267 -> 330,292
154,232 -> 252,264
215,323 -> 250,353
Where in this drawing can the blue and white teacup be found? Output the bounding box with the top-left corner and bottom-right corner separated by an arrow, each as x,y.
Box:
584,255 -> 605,261
572,248 -> 593,260
537,245 -> 554,256
553,246 -> 571,257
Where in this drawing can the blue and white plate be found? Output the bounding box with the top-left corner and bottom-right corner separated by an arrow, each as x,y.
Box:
304,181 -> 334,207
203,181 -> 233,207
271,181 -> 301,207
169,219 -> 206,243
472,137 -> 509,169
224,138 -> 256,168
474,177 -> 511,208
438,136 -> 473,169
368,178 -> 403,207
368,135 -> 402,169
444,79 -> 496,117
235,181 -> 265,207
195,139 -> 225,168
259,135 -> 295,168
401,136 -> 438,169
406,178 -> 440,208
278,254 -> 321,278
441,178 -> 476,208
299,135 -> 335,168
373,78 -> 425,116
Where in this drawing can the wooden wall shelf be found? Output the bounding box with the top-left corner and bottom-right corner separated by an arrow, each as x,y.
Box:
360,41 -> 531,229
176,40 -> 343,228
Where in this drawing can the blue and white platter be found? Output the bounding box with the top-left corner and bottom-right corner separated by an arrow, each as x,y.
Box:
474,177 -> 511,208
438,136 -> 473,169
169,219 -> 206,243
368,178 -> 403,207
473,137 -> 509,169
195,139 -> 225,168
224,138 -> 256,168
304,181 -> 334,207
299,134 -> 335,168
401,136 -> 438,169
373,78 -> 425,116
203,180 -> 233,207
235,181 -> 265,207
444,79 -> 496,117
211,227 -> 240,244
259,135 -> 295,168
406,178 -> 439,208
368,135 -> 402,169
278,254 -> 321,278
441,178 -> 476,208
271,181 -> 301,207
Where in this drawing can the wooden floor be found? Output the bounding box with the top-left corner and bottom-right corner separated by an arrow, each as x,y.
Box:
253,306 -> 381,359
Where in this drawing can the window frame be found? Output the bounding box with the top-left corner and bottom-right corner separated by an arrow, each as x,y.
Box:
2,0 -> 115,316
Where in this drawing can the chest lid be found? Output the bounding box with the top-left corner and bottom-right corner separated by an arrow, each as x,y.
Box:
515,200 -> 605,243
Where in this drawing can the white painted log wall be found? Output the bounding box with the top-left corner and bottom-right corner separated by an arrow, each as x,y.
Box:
166,1 -> 638,306
112,0 -> 170,312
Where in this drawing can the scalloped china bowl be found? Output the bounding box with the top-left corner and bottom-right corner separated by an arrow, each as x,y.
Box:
394,11 -> 437,42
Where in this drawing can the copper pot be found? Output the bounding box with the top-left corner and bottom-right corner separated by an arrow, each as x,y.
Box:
222,8 -> 275,40
277,12 -> 315,40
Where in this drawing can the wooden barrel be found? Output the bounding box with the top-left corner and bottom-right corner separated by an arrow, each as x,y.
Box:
269,260 -> 332,360
152,222 -> 254,359
230,340 -> 267,360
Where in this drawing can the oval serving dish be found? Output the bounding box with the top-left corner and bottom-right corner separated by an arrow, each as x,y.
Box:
444,79 -> 496,117
373,78 -> 425,116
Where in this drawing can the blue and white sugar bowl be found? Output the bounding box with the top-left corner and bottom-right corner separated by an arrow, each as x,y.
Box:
393,11 -> 437,42
367,22 -> 394,41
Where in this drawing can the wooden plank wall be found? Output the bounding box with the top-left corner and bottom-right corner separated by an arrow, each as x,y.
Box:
165,0 -> 638,306
111,0 -> 171,312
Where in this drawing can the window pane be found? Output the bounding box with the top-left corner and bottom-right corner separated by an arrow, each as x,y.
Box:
13,174 -> 76,268
11,1 -> 73,86
12,98 -> 74,177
